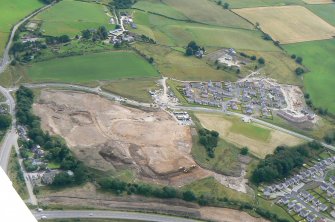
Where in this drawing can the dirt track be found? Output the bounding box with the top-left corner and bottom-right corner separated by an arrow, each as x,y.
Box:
34,90 -> 210,185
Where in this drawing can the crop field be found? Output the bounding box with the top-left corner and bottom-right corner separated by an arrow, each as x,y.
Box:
0,0 -> 43,53
134,43 -> 239,81
234,6 -> 335,44
159,0 -> 254,29
194,112 -> 303,158
132,1 -> 188,20
26,51 -> 159,83
219,0 -> 303,9
284,39 -> 335,114
307,4 -> 335,26
34,0 -> 110,36
101,78 -> 159,103
131,10 -> 279,51
303,0 -> 334,4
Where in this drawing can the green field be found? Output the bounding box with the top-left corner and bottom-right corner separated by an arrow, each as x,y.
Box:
27,51 -> 159,83
101,78 -> 159,103
131,10 -> 279,51
307,4 -> 335,26
230,120 -> 271,142
0,0 -> 43,53
147,0 -> 254,29
192,137 -> 242,176
221,0 -> 303,8
35,0 -> 111,36
284,39 -> 335,114
133,1 -> 188,20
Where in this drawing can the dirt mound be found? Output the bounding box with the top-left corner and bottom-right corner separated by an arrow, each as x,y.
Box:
33,90 -> 210,185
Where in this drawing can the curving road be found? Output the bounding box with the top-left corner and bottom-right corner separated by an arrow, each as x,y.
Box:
34,210 -> 203,222
0,4 -> 52,73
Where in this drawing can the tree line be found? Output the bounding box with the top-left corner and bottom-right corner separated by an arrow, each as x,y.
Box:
198,128 -> 219,158
16,86 -> 87,186
99,177 -> 290,222
251,141 -> 322,184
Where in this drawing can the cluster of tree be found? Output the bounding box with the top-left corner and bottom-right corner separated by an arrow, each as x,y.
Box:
109,0 -> 136,9
262,33 -> 272,41
295,67 -> 305,76
240,147 -> 249,155
240,52 -> 265,64
10,41 -> 47,62
98,177 -> 196,201
99,177 -> 289,222
81,26 -> 108,41
23,159 -> 38,172
185,41 -> 204,56
15,86 -> 87,185
324,131 -> 335,145
217,1 -> 229,9
139,34 -> 156,44
198,128 -> 219,158
291,54 -> 303,64
39,0 -> 59,4
251,142 -> 322,184
45,35 -> 71,45
0,114 -> 11,130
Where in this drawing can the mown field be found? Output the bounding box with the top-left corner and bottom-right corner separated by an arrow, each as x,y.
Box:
101,78 -> 159,103
34,0 -> 111,36
26,51 -> 159,83
131,10 -> 278,51
307,3 -> 335,26
234,6 -> 335,44
284,39 -> 335,114
194,112 -> 303,158
0,0 -> 43,53
217,0 -> 303,9
161,0 -> 254,29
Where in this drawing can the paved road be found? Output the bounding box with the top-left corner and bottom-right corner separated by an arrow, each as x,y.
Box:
34,210 -> 202,222
0,4 -> 51,205
0,4 -> 52,73
24,83 -> 335,152
172,106 -> 335,151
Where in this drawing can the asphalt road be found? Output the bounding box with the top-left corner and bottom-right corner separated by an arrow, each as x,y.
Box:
0,4 -> 52,73
34,210 -> 202,222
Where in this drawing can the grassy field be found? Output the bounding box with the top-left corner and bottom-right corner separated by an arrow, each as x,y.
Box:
161,0 -> 254,29
101,78 -> 159,103
194,112 -> 303,158
243,50 -> 302,85
131,10 -> 279,51
8,148 -> 29,200
0,0 -> 43,53
134,43 -> 239,81
218,0 -> 303,9
183,177 -> 254,203
46,219 -> 145,222
303,0 -> 334,3
283,39 -> 335,114
234,6 -> 335,44
307,4 -> 335,26
132,0 -> 188,20
192,136 -> 242,176
26,51 -> 159,83
34,0 -> 111,36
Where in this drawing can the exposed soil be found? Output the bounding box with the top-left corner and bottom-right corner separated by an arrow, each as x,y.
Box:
34,90 -> 210,185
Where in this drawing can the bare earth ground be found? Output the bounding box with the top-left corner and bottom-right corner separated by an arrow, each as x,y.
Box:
302,0 -> 333,4
233,6 -> 335,44
200,207 -> 268,222
38,183 -> 268,222
34,90 -> 210,186
195,113 -> 304,158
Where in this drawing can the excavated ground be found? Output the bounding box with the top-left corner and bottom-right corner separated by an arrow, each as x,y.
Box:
33,90 -> 210,185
